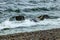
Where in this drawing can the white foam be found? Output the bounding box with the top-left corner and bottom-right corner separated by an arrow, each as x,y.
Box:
0,19 -> 37,29
0,18 -> 60,30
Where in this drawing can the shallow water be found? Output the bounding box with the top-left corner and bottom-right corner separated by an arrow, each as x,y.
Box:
0,0 -> 60,35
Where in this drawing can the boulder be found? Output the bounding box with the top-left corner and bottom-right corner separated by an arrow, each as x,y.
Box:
15,16 -> 25,21
9,15 -> 25,21
37,15 -> 50,20
30,18 -> 38,22
37,15 -> 59,20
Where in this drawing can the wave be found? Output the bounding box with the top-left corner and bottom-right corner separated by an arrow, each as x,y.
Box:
0,18 -> 60,30
23,7 -> 60,12
4,8 -> 21,13
0,19 -> 36,30
23,7 -> 49,12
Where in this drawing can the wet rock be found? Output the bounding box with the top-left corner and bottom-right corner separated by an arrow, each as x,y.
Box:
15,16 -> 25,21
30,18 -> 38,22
37,15 -> 50,20
32,19 -> 38,22
9,15 -> 25,21
37,15 -> 59,20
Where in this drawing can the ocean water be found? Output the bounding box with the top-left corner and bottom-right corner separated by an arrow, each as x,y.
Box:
0,0 -> 60,35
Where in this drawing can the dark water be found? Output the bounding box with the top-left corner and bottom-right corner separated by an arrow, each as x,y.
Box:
0,0 -> 60,35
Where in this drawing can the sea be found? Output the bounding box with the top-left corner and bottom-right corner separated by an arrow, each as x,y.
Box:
0,0 -> 60,35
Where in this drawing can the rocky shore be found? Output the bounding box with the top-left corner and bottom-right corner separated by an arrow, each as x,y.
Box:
0,28 -> 60,40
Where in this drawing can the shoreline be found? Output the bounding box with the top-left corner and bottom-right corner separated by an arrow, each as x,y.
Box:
0,28 -> 60,40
